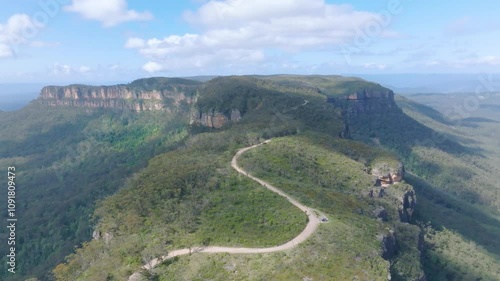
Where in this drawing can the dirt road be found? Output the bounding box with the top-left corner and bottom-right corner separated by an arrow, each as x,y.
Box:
130,140 -> 324,279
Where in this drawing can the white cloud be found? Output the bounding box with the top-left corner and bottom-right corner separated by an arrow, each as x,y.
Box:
53,63 -> 73,75
127,0 -> 387,72
142,61 -> 164,73
79,66 -> 91,73
0,44 -> 13,58
107,64 -> 121,71
0,14 -> 37,42
125,37 -> 145,49
64,0 -> 153,27
458,56 -> 500,66
52,63 -> 74,75
184,0 -> 325,27
419,56 -> 500,70
0,14 -> 39,58
364,63 -> 387,70
51,63 -> 95,75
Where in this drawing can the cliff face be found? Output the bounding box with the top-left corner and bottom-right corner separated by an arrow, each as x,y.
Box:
371,183 -> 416,223
38,80 -> 197,111
190,109 -> 242,129
334,89 -> 396,116
372,182 -> 424,281
328,88 -> 398,139
399,189 -> 417,223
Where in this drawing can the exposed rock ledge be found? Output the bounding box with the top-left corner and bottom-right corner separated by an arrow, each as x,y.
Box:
190,109 -> 242,129
92,230 -> 114,244
328,88 -> 397,116
38,81 -> 196,111
372,162 -> 406,186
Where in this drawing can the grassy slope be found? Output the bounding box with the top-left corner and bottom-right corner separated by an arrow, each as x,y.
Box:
155,218 -> 388,281
9,76 -> 496,281
52,129 -> 307,281
52,77 -> 401,280
237,135 -> 424,280
152,135 -> 398,281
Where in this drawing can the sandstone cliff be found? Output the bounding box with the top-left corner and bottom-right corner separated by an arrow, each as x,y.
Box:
38,78 -> 199,111
328,88 -> 396,117
328,87 -> 398,139
190,108 -> 242,129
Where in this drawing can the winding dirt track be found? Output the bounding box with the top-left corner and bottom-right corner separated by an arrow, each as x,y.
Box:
131,140 -> 323,278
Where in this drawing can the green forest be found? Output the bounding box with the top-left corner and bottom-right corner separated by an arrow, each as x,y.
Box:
0,76 -> 498,281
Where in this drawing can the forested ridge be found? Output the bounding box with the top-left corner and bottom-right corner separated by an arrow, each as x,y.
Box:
0,76 -> 498,281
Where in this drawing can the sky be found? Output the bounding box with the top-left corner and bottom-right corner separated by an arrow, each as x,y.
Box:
1,0 -> 500,84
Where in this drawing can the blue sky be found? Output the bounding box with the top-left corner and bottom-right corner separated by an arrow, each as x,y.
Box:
1,0 -> 499,84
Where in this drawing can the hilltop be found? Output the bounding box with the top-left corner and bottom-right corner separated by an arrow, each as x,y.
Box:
0,75 -> 498,281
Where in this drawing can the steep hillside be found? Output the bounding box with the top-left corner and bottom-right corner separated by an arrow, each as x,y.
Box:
1,75 -> 498,281
395,94 -> 500,280
51,76 -> 426,281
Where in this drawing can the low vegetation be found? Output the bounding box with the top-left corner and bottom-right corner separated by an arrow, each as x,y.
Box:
1,76 -> 498,280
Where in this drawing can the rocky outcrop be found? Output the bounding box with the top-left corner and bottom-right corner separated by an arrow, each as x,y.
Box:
38,80 -> 197,111
328,86 -> 402,146
372,162 -> 405,185
40,85 -> 160,100
92,230 -> 100,240
370,185 -> 416,223
344,89 -> 394,101
380,230 -> 397,260
328,88 -> 396,118
92,230 -> 114,244
373,206 -> 389,221
399,190 -> 417,223
191,109 -> 242,128
367,160 -> 412,223
128,272 -> 147,281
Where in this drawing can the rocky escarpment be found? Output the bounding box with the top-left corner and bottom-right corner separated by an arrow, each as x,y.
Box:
367,160 -> 424,280
368,160 -> 417,223
371,184 -> 424,280
328,88 -> 396,117
327,87 -> 398,139
190,108 -> 242,129
38,78 -> 199,111
373,186 -> 424,281
370,183 -> 417,223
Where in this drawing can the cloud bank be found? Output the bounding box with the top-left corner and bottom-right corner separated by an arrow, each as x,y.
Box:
126,0 -> 385,73
65,0 -> 153,27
